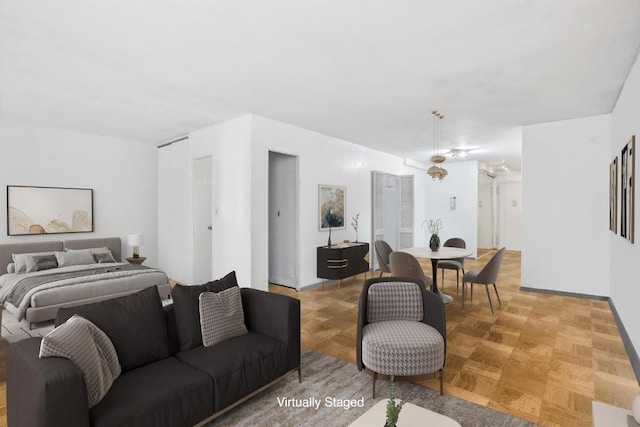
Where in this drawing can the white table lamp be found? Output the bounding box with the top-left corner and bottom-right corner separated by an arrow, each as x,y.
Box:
128,233 -> 144,258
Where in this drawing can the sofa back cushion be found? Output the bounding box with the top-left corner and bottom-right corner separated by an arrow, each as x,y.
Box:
55,286 -> 169,371
171,271 -> 238,351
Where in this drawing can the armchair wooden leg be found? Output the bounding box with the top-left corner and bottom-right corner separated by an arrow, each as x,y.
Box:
471,283 -> 474,301
372,371 -> 377,399
485,285 -> 494,314
440,369 -> 444,395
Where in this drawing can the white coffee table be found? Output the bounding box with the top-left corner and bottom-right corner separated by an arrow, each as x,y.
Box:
349,399 -> 461,427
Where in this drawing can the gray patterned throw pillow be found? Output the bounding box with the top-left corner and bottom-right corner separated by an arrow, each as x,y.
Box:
199,287 -> 248,347
39,314 -> 121,408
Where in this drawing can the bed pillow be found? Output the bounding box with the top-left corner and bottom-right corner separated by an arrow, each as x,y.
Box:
7,263 -> 15,274
94,252 -> 117,263
25,254 -> 58,273
40,314 -> 121,408
199,287 -> 248,347
55,286 -> 169,372
12,251 -> 56,273
171,271 -> 239,351
67,247 -> 117,263
55,250 -> 96,267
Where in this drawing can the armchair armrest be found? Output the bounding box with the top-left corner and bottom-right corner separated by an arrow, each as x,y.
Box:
422,288 -> 446,348
8,337 -> 90,427
241,288 -> 300,371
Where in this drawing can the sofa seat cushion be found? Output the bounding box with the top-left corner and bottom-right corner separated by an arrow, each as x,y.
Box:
177,331 -> 288,412
89,357 -> 213,427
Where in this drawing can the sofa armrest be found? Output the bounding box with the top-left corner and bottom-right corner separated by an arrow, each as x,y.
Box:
241,288 -> 300,371
8,337 -> 90,427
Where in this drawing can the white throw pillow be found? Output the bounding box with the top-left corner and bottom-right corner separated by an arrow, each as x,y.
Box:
55,250 -> 96,267
7,263 -> 15,274
199,287 -> 248,347
39,315 -> 121,408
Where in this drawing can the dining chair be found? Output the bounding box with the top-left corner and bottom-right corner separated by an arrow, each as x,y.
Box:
438,237 -> 466,294
374,240 -> 393,277
389,251 -> 433,291
462,247 -> 506,314
356,277 -> 446,398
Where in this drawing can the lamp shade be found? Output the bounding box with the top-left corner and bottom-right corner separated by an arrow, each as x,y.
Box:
128,233 -> 144,247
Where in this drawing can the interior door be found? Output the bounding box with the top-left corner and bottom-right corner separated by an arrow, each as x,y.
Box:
372,171 -> 386,271
193,156 -> 213,284
268,152 -> 298,288
398,175 -> 414,249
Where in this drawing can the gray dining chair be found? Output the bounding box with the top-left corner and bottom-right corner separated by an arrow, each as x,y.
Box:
462,247 -> 506,314
389,251 -> 433,291
438,238 -> 466,294
374,240 -> 393,277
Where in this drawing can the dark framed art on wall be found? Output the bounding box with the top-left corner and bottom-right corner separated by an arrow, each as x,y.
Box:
621,136 -> 635,243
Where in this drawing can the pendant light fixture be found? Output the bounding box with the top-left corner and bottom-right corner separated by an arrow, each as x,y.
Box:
428,110 -> 448,181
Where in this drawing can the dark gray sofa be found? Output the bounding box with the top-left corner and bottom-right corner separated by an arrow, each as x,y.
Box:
7,284 -> 301,427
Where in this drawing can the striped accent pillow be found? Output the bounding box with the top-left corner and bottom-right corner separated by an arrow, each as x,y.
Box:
39,314 -> 121,408
199,287 -> 248,347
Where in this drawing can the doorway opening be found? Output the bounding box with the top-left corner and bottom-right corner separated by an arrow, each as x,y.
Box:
268,151 -> 299,289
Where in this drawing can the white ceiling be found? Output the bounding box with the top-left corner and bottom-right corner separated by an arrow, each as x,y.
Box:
2,1 -> 640,171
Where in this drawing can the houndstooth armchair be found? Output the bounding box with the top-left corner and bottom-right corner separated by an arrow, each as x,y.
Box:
356,277 -> 446,398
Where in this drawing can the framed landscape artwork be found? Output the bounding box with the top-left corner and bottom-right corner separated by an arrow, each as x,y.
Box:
318,184 -> 346,230
621,136 -> 635,243
7,186 -> 93,236
610,156 -> 618,233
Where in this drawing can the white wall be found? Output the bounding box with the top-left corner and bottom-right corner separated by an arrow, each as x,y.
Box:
174,114 -> 480,290
611,53 -> 640,354
0,120 -> 158,263
522,114 -> 611,295
423,161 -> 479,258
250,115 -> 434,289
187,115 -> 253,287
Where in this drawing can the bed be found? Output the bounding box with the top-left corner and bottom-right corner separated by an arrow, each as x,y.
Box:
0,237 -> 171,326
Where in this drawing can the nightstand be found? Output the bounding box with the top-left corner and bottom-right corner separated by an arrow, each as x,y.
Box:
126,257 -> 146,265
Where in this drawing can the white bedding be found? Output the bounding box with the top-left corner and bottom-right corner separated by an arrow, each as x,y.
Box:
0,263 -> 168,320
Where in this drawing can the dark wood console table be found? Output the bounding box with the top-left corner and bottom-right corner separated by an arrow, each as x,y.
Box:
317,242 -> 369,287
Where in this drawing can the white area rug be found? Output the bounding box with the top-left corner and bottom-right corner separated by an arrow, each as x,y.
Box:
1,308 -> 54,343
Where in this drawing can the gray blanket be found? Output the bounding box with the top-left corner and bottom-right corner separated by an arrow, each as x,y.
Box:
6,264 -> 151,308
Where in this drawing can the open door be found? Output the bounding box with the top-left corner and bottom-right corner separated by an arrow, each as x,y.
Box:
268,152 -> 298,288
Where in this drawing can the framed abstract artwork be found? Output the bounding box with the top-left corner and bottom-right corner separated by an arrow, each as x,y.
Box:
7,186 -> 93,236
610,156 -> 618,233
621,136 -> 635,243
318,184 -> 346,230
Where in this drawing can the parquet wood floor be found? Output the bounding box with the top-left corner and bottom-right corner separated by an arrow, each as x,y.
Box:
271,250 -> 640,426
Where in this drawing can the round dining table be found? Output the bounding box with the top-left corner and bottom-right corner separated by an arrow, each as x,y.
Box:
400,246 -> 472,304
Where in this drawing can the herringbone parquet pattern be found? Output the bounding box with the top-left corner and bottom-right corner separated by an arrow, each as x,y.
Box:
271,249 -> 640,426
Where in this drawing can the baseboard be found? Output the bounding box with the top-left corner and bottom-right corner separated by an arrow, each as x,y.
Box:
609,298 -> 640,384
519,286 -> 608,301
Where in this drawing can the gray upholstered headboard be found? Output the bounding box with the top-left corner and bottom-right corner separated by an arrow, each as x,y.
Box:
0,237 -> 123,274
0,241 -> 64,274
63,237 -> 122,262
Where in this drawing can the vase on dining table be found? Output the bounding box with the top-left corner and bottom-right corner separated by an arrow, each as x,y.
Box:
429,233 -> 440,251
